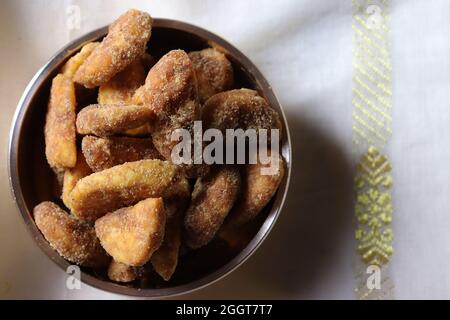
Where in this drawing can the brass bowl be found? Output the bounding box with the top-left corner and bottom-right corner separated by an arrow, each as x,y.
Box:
8,18 -> 292,297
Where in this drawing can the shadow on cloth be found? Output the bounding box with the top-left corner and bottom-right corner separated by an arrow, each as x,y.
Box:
184,110 -> 355,299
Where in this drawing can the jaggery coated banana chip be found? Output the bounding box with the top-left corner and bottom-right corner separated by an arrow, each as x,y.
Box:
225,150 -> 285,227
188,48 -> 234,103
98,58 -> 146,105
202,88 -> 282,135
124,85 -> 154,136
62,42 -> 100,79
76,104 -> 154,136
151,183 -> 190,281
73,9 -> 152,88
142,50 -> 203,177
33,201 -> 109,267
149,178 -> 190,280
142,50 -> 200,157
69,159 -> 183,221
184,166 -> 241,249
108,260 -> 137,283
150,214 -> 182,281
81,135 -> 162,172
124,54 -> 154,105
95,198 -> 166,266
97,56 -> 153,136
45,74 -> 77,169
143,50 -> 198,118
62,152 -> 92,209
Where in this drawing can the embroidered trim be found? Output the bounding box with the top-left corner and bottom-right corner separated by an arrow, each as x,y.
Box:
352,0 -> 394,299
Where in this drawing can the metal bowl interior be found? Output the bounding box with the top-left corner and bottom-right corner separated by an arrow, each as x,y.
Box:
8,18 -> 291,297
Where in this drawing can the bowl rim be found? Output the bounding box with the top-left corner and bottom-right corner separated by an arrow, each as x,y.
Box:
8,18 -> 292,298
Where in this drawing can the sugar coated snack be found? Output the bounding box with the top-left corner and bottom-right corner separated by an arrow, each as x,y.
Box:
76,104 -> 154,136
143,50 -> 197,117
97,56 -> 152,136
202,88 -> 282,135
142,49 -> 209,177
150,183 -> 190,280
95,198 -> 166,266
151,214 -> 182,281
225,150 -> 285,227
45,74 -> 77,169
62,152 -> 92,208
68,159 -> 183,221
98,58 -> 147,105
81,135 -> 162,172
142,50 -> 201,162
189,48 -> 234,103
184,166 -> 241,249
62,42 -> 100,79
74,9 -> 152,88
34,201 -> 109,267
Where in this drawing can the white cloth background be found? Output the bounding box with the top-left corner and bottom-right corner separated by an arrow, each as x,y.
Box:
0,0 -> 449,299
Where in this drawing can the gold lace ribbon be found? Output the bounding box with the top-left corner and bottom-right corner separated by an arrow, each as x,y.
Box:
352,0 -> 394,299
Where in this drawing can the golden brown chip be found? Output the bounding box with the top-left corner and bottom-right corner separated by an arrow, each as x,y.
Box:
62,152 -> 92,208
62,42 -> 100,79
202,88 -> 282,135
98,58 -> 146,105
107,260 -> 137,283
125,83 -> 152,137
69,159 -> 184,221
142,50 -> 203,177
73,9 -> 152,88
150,181 -> 190,281
143,50 -> 200,159
95,198 -> 166,266
189,48 -> 234,103
151,214 -> 182,281
144,176 -> 190,278
143,50 -> 197,117
225,151 -> 285,227
33,201 -> 109,267
45,74 -> 77,169
97,57 -> 153,136
81,135 -> 162,172
184,166 -> 241,249
76,104 -> 154,136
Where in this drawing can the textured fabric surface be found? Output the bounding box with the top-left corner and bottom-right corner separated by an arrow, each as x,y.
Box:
0,0 -> 449,299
